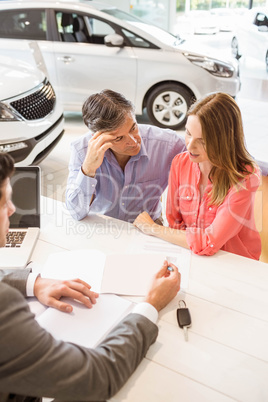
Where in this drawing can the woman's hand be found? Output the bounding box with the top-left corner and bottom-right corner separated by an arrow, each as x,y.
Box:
133,211 -> 158,235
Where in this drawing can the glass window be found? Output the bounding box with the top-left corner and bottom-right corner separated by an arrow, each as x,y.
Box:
55,12 -> 115,44
85,17 -> 115,44
122,29 -> 151,48
0,9 -> 46,40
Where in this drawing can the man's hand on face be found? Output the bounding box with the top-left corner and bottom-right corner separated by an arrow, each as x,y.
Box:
34,277 -> 99,313
82,131 -> 117,177
145,261 -> 181,312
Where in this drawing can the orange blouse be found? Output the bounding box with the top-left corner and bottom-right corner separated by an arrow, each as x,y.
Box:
166,152 -> 261,260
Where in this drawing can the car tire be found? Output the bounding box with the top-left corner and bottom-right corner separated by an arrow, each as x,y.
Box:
146,84 -> 193,130
231,36 -> 240,60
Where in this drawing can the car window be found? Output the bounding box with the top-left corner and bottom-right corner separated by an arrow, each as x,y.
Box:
56,11 -> 116,44
122,28 -> 151,48
56,11 -> 85,42
0,9 -> 46,40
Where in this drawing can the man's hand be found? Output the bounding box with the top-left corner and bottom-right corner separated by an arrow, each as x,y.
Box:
133,211 -> 157,235
145,261 -> 180,312
82,131 -> 116,177
34,277 -> 99,313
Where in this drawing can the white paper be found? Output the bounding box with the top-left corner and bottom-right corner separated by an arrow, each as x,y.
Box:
42,249 -> 170,295
101,253 -> 166,295
125,234 -> 191,289
36,294 -> 132,348
42,249 -> 106,292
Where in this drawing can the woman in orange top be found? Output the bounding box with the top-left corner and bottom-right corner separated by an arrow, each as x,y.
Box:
134,92 -> 261,260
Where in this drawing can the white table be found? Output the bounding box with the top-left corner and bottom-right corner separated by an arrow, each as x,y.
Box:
32,198 -> 268,402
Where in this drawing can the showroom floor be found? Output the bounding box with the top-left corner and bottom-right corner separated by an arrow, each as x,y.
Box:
39,55 -> 268,203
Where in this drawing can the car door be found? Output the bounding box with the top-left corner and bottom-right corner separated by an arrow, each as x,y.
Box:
50,11 -> 137,111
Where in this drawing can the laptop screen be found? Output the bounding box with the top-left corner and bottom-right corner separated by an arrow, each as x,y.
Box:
9,166 -> 41,228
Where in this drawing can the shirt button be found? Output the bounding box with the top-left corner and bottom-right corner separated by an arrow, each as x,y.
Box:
122,203 -> 125,206
210,244 -> 214,248
186,196 -> 190,199
209,207 -> 212,211
194,213 -> 197,217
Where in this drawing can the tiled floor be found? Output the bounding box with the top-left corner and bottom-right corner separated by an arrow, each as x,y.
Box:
40,55 -> 268,202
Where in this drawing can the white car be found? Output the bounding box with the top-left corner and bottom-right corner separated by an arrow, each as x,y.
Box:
231,7 -> 268,71
0,0 -> 240,130
0,49 -> 64,166
176,10 -> 219,36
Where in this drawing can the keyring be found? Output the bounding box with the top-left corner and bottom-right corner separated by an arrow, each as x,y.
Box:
178,300 -> 186,308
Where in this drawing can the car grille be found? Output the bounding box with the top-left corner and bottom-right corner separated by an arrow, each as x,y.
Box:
10,80 -> 56,120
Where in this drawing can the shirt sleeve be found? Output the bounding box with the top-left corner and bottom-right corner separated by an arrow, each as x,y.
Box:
0,268 -> 31,297
26,272 -> 40,297
132,302 -> 158,324
186,169 -> 261,256
65,141 -> 97,221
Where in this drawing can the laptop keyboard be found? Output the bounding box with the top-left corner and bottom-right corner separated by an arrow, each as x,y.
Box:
5,231 -> 27,248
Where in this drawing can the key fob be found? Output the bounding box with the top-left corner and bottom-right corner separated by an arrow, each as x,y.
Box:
177,307 -> 191,329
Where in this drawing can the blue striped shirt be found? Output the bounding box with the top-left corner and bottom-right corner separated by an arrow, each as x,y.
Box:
66,124 -> 186,223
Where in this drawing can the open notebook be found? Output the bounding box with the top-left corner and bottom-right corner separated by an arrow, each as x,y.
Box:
0,166 -> 40,269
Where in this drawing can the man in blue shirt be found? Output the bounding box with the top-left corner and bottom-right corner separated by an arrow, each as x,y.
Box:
66,89 -> 186,222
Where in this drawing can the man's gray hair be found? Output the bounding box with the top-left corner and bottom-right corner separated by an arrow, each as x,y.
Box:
82,89 -> 135,132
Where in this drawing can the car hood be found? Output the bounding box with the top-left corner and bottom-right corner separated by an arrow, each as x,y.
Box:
0,55 -> 44,101
127,21 -> 235,64
176,37 -> 236,65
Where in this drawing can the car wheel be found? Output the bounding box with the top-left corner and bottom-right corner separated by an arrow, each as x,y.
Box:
231,37 -> 240,59
146,84 -> 193,130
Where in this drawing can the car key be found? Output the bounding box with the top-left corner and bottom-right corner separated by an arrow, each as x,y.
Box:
177,300 -> 191,341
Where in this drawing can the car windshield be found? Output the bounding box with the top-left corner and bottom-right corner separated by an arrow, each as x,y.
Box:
101,7 -> 183,47
101,7 -> 142,23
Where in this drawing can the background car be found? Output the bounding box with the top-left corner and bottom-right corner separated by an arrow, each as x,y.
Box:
231,7 -> 268,71
0,0 -> 240,130
0,45 -> 64,166
176,10 -> 219,36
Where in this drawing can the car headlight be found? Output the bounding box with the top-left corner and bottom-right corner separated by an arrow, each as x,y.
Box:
0,103 -> 22,121
183,53 -> 234,78
0,142 -> 28,153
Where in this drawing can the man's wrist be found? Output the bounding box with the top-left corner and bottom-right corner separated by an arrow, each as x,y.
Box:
81,164 -> 96,178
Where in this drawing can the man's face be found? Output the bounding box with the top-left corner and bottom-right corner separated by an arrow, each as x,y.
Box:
109,113 -> 141,158
0,178 -> 15,247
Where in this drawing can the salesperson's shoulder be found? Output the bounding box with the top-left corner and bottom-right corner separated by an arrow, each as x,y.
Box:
138,124 -> 180,144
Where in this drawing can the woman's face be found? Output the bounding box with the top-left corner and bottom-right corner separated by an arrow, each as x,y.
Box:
185,115 -> 209,164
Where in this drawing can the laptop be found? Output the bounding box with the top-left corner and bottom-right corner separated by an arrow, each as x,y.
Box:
0,166 -> 41,269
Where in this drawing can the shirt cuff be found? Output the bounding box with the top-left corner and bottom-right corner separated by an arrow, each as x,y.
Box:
77,167 -> 97,193
132,302 -> 158,324
26,272 -> 40,297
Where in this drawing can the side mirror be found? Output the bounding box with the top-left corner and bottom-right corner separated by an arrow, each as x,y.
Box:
104,34 -> 124,47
